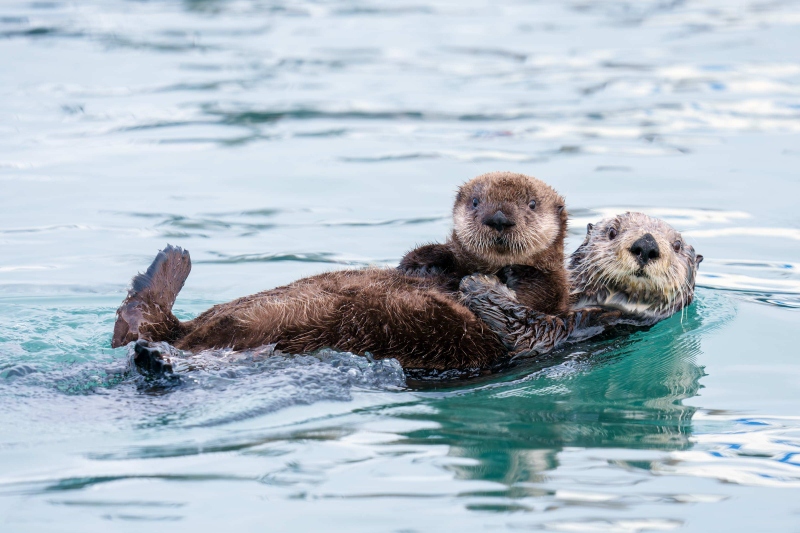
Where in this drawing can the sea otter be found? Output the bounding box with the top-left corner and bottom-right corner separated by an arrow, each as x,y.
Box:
112,213 -> 701,372
459,212 -> 704,357
399,171 -> 569,315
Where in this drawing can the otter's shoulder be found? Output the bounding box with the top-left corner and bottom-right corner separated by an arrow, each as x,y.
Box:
398,242 -> 461,277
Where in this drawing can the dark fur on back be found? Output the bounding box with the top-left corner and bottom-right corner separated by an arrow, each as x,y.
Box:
114,212 -> 701,372
113,254 -> 506,371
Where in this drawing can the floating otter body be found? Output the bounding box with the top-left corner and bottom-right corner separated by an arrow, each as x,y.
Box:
399,171 -> 569,315
112,213 -> 701,372
113,256 -> 507,371
460,212 -> 703,357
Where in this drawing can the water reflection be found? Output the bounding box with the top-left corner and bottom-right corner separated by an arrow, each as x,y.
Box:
1,0 -> 799,528
401,302 -> 713,486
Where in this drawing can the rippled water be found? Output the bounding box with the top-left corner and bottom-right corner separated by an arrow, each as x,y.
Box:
1,0 -> 799,531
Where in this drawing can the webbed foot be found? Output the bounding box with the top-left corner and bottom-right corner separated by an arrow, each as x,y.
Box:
112,245 -> 191,348
133,339 -> 174,376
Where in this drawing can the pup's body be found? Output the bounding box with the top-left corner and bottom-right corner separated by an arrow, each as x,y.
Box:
399,171 -> 569,315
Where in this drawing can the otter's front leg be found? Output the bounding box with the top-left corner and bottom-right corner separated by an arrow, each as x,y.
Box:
459,274 -> 620,357
497,264 -> 569,315
398,244 -> 458,277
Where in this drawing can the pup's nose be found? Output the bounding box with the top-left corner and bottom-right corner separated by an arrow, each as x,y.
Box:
629,233 -> 660,266
483,210 -> 515,232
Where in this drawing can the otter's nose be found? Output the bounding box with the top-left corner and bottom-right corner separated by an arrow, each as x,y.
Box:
483,210 -> 515,232
629,233 -> 660,267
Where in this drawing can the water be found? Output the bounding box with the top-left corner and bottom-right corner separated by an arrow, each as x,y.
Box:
1,0 -> 799,530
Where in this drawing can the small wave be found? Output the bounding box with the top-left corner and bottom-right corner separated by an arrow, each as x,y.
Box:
111,210 -> 444,237
697,259 -> 800,308
197,251 -> 376,266
0,265 -> 57,273
569,207 -> 752,229
320,216 -> 447,227
685,227 -> 800,241
0,224 -> 96,234
333,5 -> 434,16
342,149 -> 543,163
200,103 -> 545,126
639,412 -> 800,488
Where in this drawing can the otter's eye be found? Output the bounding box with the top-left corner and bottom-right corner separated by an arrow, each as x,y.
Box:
608,228 -> 618,240
528,200 -> 536,210
472,198 -> 479,208
672,240 -> 682,252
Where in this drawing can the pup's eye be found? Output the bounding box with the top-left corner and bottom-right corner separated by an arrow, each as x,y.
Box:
608,228 -> 618,240
472,198 -> 479,208
672,240 -> 682,252
528,200 -> 536,210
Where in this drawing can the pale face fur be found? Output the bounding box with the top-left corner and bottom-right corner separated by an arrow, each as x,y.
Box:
569,212 -> 703,320
453,171 -> 566,269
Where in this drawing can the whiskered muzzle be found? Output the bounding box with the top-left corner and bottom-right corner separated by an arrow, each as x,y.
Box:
568,213 -> 700,322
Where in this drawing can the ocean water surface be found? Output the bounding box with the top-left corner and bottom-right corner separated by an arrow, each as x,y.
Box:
1,0 -> 799,531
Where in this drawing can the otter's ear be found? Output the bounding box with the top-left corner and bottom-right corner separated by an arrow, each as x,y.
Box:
558,205 -> 565,214
695,254 -> 704,265
586,223 -> 594,234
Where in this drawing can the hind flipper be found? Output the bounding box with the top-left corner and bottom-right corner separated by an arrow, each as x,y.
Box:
112,245 -> 191,348
133,339 -> 174,375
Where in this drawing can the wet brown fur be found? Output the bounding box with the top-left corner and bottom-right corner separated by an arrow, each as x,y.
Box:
460,212 -> 703,356
112,258 -> 506,371
399,171 -> 569,314
568,212 -> 703,321
111,213 -> 700,372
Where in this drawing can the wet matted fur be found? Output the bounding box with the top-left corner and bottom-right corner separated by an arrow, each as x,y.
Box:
399,171 -> 569,315
112,213 -> 701,371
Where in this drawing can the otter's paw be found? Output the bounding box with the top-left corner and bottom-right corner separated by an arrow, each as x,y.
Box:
459,274 -> 520,319
459,274 -> 528,351
459,274 -> 515,300
133,339 -> 174,376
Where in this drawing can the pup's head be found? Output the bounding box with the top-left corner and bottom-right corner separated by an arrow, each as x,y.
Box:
453,171 -> 567,268
570,212 -> 703,318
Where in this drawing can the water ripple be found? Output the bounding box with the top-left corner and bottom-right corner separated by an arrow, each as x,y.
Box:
697,259 -> 800,308
622,412 -> 800,488
198,251 -> 375,265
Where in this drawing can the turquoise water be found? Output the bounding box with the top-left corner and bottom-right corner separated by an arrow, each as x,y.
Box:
1,0 -> 799,531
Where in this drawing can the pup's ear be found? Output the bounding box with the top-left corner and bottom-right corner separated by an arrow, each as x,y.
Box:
695,254 -> 704,265
586,223 -> 594,234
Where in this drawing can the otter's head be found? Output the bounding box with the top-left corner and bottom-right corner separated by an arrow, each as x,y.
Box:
569,212 -> 703,320
453,171 -> 567,268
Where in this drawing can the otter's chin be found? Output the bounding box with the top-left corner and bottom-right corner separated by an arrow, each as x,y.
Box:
611,269 -> 662,295
491,239 -> 513,254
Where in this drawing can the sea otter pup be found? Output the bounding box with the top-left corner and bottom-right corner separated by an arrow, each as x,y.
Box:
112,213 -> 701,372
399,171 -> 569,315
459,212 -> 704,356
